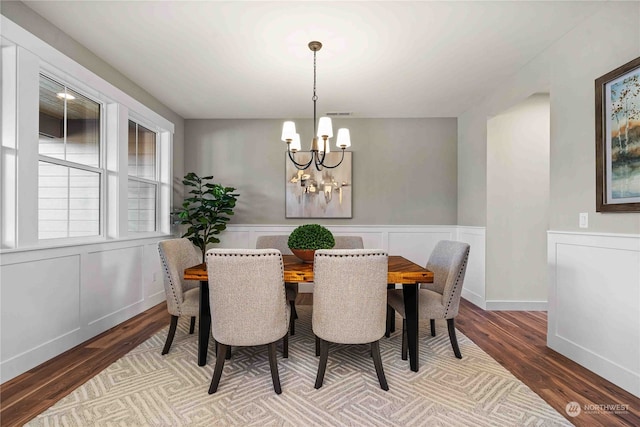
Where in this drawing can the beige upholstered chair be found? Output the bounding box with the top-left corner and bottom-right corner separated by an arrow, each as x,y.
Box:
333,235 -> 364,249
312,249 -> 389,390
387,240 -> 470,359
255,235 -> 298,335
314,235 -> 365,355
157,238 -> 201,355
206,249 -> 290,395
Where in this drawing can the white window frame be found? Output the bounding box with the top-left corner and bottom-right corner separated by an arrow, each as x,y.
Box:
0,16 -> 174,252
37,72 -> 106,241
127,118 -> 160,233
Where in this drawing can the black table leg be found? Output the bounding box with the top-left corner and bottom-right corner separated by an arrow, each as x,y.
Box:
198,280 -> 211,366
403,283 -> 419,372
386,284 -> 395,337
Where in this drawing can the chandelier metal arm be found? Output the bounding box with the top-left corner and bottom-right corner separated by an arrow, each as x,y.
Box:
287,149 -> 315,170
313,148 -> 346,170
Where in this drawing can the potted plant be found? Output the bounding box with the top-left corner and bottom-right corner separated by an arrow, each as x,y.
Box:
287,224 -> 335,263
178,172 -> 239,262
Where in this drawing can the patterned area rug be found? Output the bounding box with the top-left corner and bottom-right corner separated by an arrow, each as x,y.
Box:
28,307 -> 572,426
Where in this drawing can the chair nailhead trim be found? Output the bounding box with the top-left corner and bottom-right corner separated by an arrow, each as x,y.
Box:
316,251 -> 386,258
444,251 -> 469,317
207,252 -> 279,257
159,247 -> 182,316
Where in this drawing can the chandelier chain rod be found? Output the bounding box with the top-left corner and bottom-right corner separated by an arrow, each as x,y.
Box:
312,49 -> 318,138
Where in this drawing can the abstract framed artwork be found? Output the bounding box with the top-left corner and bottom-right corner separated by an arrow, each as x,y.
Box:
595,56 -> 640,212
285,152 -> 352,218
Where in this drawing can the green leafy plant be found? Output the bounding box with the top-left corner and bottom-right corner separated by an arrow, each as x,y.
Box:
179,172 -> 239,261
288,224 -> 335,250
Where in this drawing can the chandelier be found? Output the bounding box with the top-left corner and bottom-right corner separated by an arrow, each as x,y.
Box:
281,41 -> 351,171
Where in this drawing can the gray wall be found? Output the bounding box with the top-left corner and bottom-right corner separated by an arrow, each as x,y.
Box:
1,1 -> 186,204
459,1 -> 640,235
486,94 -> 550,301
185,118 -> 458,225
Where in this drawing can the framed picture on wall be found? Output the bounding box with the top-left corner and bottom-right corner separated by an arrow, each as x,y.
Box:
595,56 -> 640,212
285,152 -> 352,218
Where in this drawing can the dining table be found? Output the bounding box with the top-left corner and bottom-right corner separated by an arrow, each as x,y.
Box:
184,254 -> 433,372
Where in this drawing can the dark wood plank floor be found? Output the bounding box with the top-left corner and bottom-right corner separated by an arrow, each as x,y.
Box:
1,297 -> 638,426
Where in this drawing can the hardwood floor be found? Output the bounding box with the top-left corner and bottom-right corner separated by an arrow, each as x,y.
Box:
1,297 -> 638,426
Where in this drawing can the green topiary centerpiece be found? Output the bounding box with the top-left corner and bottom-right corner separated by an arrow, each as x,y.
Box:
288,224 -> 335,263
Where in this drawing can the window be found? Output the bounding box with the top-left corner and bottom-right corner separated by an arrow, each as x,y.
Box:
128,120 -> 158,232
1,24 -> 174,250
38,75 -> 102,239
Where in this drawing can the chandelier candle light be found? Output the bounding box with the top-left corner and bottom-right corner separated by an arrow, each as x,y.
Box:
281,41 -> 351,171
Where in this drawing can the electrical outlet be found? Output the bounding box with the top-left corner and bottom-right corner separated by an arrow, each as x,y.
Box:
579,212 -> 588,228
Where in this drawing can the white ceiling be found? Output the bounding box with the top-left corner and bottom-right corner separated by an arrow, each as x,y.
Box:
22,1 -> 603,119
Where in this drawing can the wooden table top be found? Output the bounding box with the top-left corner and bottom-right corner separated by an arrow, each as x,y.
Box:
184,254 -> 433,284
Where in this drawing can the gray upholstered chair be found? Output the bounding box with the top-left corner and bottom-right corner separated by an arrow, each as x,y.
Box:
387,240 -> 470,359
314,235 -> 365,355
206,249 -> 290,395
312,249 -> 389,390
333,235 -> 364,249
157,238 -> 201,355
255,235 -> 298,335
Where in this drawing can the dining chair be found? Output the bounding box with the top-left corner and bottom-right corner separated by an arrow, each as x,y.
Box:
157,238 -> 201,355
312,249 -> 389,391
255,235 -> 299,335
314,235 -> 365,356
387,240 -> 470,359
333,235 -> 364,249
206,249 -> 290,395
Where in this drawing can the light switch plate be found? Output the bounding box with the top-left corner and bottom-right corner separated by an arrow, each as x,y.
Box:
579,212 -> 588,228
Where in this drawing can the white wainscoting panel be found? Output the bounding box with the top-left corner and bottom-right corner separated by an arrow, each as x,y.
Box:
548,231 -> 640,398
387,230 -> 455,267
0,235 -> 170,383
218,225 -> 484,302
0,255 -> 81,381
83,246 -> 144,331
144,243 -> 166,302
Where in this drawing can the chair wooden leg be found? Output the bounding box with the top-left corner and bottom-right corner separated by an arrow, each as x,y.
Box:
267,342 -> 282,394
289,301 -> 296,336
371,340 -> 389,391
189,316 -> 196,334
447,318 -> 462,359
162,315 -> 178,355
315,335 -> 320,356
314,338 -> 329,389
208,343 -> 228,394
282,332 -> 289,359
430,319 -> 436,337
401,319 -> 408,361
216,341 -> 231,359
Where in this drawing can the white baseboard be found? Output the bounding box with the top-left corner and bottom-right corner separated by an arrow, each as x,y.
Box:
462,289 -> 487,310
485,300 -> 547,311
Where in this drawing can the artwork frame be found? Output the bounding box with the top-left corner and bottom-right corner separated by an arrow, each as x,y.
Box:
285,152 -> 352,218
595,56 -> 640,212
